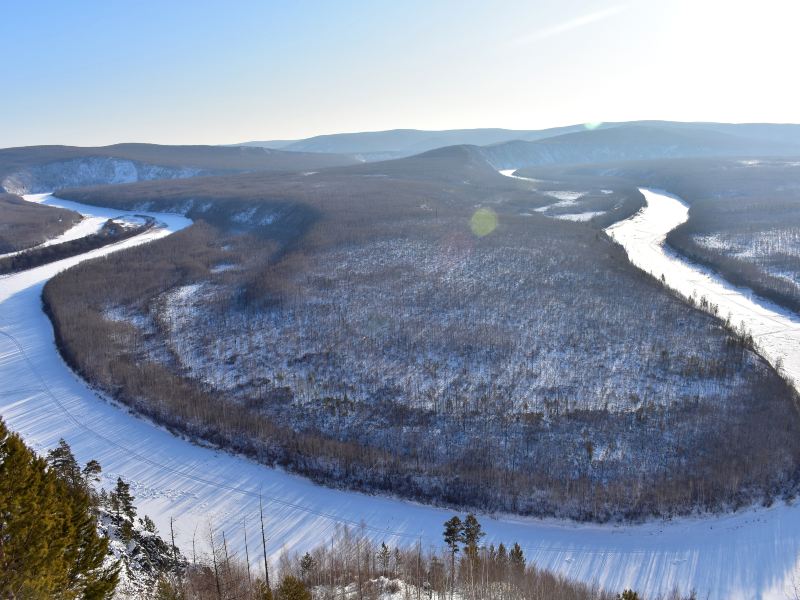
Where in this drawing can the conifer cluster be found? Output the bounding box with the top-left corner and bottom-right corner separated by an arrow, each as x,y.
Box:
0,420 -> 118,598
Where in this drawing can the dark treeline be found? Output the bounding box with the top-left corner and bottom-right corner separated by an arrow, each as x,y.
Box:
656,159 -> 800,314
0,216 -> 153,274
0,192 -> 81,253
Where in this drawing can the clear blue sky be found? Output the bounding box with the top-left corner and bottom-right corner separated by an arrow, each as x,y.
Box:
2,0 -> 799,147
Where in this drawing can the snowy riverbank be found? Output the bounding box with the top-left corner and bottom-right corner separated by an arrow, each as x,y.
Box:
2,192 -> 800,599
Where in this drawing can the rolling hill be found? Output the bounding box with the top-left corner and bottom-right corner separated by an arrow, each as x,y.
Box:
480,124 -> 800,169
0,143 -> 358,194
236,121 -> 800,163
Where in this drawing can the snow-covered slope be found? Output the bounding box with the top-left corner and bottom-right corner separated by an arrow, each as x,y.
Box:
1,157 -> 201,194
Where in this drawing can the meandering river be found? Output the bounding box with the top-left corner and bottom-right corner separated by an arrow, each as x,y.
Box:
2,190 -> 800,599
607,188 -> 800,393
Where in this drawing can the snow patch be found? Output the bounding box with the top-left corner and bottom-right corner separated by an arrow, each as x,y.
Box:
555,211 -> 606,222
542,190 -> 586,202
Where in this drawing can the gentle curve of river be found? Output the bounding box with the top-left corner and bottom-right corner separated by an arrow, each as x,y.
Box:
2,190 -> 800,599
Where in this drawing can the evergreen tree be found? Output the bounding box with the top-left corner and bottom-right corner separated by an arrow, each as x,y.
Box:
119,477 -> 136,521
496,542 -> 508,580
109,477 -> 136,542
0,419 -> 118,598
154,576 -> 185,600
299,552 -> 316,581
509,542 -> 525,581
82,459 -> 102,484
47,438 -> 83,489
141,515 -> 158,534
112,477 -> 136,521
462,513 -> 484,559
377,542 -> 391,577
276,575 -> 311,600
443,516 -> 463,600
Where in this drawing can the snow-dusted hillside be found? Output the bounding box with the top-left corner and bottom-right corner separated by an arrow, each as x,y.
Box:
43,173 -> 798,523
1,157 -> 201,194
482,124 -> 800,170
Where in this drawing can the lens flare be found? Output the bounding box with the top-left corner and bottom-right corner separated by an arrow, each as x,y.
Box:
583,121 -> 603,130
470,208 -> 497,237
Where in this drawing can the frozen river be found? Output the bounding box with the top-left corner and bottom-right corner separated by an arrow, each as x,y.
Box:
2,191 -> 800,599
607,188 -> 800,393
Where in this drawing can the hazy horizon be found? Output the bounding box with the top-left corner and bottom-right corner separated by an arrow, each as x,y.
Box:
4,0 -> 800,148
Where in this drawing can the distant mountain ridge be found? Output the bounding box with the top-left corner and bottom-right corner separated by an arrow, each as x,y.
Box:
478,124 -> 800,169
235,125 -> 588,160
237,121 -> 800,164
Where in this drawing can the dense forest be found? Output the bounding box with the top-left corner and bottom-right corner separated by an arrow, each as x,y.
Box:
43,149 -> 800,521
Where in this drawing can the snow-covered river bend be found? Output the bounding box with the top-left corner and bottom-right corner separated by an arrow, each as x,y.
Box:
607,188 -> 800,393
3,191 -> 800,599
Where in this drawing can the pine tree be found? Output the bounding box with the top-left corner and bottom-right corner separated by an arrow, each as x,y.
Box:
255,578 -> 273,600
47,438 -> 83,489
154,576 -> 185,600
0,419 -> 118,598
377,542 -> 391,577
496,542 -> 508,579
82,459 -> 102,484
299,552 -> 316,581
443,516 -> 463,600
142,515 -> 158,533
113,477 -> 136,521
276,575 -> 311,600
509,542 -> 525,582
462,513 -> 484,559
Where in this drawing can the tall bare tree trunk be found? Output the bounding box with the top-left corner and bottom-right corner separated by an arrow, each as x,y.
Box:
259,493 -> 270,591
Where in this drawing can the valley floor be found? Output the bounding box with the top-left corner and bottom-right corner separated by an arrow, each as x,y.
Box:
2,193 -> 800,599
